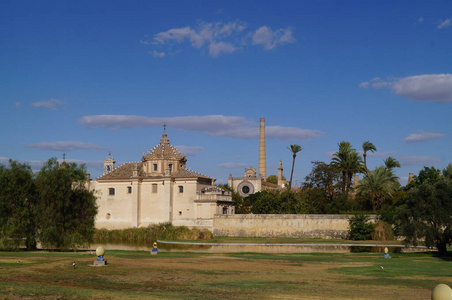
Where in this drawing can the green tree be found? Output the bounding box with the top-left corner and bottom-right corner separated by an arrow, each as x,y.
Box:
395,177 -> 452,256
301,161 -> 341,213
266,175 -> 278,184
0,160 -> 36,250
250,190 -> 306,214
384,156 -> 401,170
348,213 -> 375,240
35,158 -> 97,250
442,163 -> 452,180
287,144 -> 302,190
405,166 -> 441,190
331,142 -> 365,195
356,166 -> 400,211
362,141 -> 377,171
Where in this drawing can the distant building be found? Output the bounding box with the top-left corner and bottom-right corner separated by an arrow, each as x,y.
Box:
91,129 -> 234,230
228,118 -> 285,197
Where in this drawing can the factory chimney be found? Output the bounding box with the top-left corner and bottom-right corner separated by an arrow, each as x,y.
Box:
259,118 -> 267,179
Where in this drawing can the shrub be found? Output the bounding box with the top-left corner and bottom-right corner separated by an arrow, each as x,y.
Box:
94,223 -> 212,243
371,220 -> 394,241
348,214 -> 375,240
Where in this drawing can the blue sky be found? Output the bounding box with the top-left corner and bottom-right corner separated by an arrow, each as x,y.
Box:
1,0 -> 451,185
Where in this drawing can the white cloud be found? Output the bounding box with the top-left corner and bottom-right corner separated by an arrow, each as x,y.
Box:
175,145 -> 204,156
209,42 -> 236,57
403,130 -> 445,143
360,74 -> 452,103
400,155 -> 442,166
31,98 -> 65,110
79,114 -> 323,140
438,18 -> 451,29
218,162 -> 250,169
144,20 -> 294,57
151,51 -> 166,58
27,141 -> 106,151
251,26 -> 295,50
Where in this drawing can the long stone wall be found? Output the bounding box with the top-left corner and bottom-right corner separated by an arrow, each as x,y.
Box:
213,214 -> 377,239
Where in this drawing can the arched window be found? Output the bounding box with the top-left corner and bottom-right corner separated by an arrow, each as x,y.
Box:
108,188 -> 115,196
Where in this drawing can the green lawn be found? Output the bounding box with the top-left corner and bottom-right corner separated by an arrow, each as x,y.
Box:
0,249 -> 450,299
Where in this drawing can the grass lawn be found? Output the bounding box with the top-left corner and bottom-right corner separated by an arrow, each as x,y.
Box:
0,249 -> 451,299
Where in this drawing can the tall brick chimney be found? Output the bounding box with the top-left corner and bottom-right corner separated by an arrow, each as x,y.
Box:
259,118 -> 266,179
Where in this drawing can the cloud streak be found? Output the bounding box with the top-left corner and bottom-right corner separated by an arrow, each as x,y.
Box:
403,130 -> 445,143
79,115 -> 323,140
143,20 -> 295,57
27,141 -> 106,151
360,74 -> 452,103
399,155 -> 442,166
218,162 -> 251,169
437,18 -> 451,29
31,98 -> 65,110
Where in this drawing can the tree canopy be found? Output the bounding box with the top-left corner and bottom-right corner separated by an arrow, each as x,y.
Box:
395,176 -> 452,256
0,158 -> 97,251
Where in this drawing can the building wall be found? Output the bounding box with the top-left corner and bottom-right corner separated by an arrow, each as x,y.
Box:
213,214 -> 377,239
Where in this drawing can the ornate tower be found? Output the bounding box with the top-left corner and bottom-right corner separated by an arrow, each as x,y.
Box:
278,160 -> 284,187
103,153 -> 116,175
259,118 -> 267,179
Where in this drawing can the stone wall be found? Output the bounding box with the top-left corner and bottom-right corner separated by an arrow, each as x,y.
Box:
213,214 -> 377,239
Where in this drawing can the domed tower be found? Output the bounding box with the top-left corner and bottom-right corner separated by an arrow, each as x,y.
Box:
141,127 -> 187,176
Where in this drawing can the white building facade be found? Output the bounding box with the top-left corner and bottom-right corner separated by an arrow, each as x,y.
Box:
91,130 -> 234,230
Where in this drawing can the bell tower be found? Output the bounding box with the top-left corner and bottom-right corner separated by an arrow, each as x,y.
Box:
103,153 -> 116,175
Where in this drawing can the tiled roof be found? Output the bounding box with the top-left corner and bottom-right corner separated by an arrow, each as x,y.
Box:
97,163 -> 212,181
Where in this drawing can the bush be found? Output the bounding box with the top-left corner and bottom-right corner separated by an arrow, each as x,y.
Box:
348,214 -> 375,240
371,221 -> 394,241
94,223 -> 212,243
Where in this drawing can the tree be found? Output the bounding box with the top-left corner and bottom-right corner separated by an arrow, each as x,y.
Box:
35,158 -> 97,250
287,144 -> 302,190
249,190 -> 306,214
301,161 -> 342,213
443,163 -> 452,180
356,166 -> 400,211
362,141 -> 377,171
266,175 -> 278,184
0,160 -> 36,250
331,142 -> 365,195
395,177 -> 452,256
405,166 -> 441,190
348,213 -> 375,240
384,157 -> 401,170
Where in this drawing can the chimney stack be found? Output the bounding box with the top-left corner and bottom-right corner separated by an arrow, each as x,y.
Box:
259,118 -> 266,179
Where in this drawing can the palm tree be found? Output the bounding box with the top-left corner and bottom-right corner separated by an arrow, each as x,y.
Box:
331,141 -> 365,195
287,144 -> 302,190
384,156 -> 401,170
357,166 -> 399,211
362,141 -> 377,171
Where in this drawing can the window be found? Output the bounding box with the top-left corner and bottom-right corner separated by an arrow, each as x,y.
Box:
127,186 -> 132,194
242,186 -> 250,194
108,188 -> 115,196
152,184 -> 158,193
223,206 -> 228,214
169,164 -> 173,172
178,186 -> 184,193
153,164 -> 157,171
